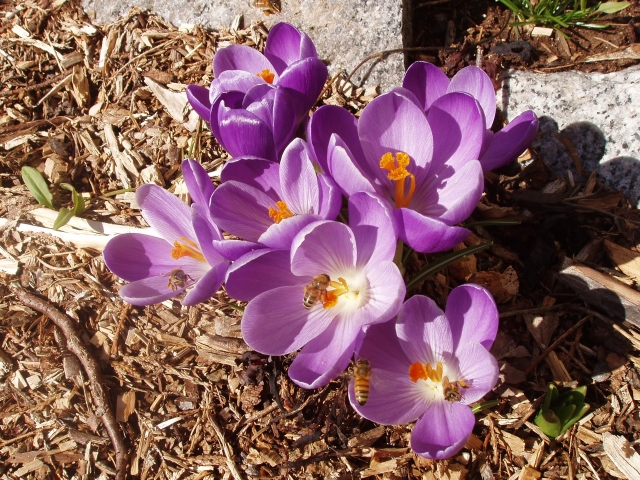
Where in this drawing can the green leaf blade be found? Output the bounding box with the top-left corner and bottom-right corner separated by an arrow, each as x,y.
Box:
21,166 -> 54,209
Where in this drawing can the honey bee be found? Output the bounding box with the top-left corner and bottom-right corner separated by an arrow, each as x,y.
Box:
166,269 -> 193,291
303,274 -> 330,309
442,376 -> 468,403
353,358 -> 372,406
252,0 -> 281,15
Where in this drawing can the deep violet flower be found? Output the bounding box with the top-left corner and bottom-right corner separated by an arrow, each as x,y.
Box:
349,286 -> 499,459
232,192 -> 405,389
208,138 -> 341,261
402,61 -> 538,171
308,88 -> 485,254
103,160 -> 229,306
187,22 -> 327,162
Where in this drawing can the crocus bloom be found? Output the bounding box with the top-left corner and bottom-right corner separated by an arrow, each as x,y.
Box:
308,87 -> 485,253
103,160 -> 229,305
234,192 -> 405,389
209,138 -> 341,260
187,22 -> 327,161
349,286 -> 499,459
402,61 -> 538,171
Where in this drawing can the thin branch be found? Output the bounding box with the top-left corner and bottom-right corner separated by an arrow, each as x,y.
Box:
10,285 -> 128,480
524,315 -> 591,377
205,406 -> 244,480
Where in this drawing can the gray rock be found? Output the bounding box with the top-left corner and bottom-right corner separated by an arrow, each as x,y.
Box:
499,65 -> 640,206
81,0 -> 404,91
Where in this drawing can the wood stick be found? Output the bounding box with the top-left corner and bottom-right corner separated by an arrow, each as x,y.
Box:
10,285 -> 128,480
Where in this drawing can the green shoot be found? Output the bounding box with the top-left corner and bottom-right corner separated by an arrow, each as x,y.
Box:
21,166 -> 54,209
497,0 -> 630,31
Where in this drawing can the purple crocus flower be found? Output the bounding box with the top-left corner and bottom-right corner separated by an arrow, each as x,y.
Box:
104,160 -> 229,306
349,285 -> 499,459
232,192 -> 405,389
209,138 -> 341,260
308,88 -> 485,253
403,62 -> 538,171
187,22 -> 327,162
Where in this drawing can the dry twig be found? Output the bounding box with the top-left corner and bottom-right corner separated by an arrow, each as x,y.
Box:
10,285 -> 128,480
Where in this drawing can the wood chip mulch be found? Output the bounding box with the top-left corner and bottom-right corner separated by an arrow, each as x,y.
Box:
1,0 -> 640,479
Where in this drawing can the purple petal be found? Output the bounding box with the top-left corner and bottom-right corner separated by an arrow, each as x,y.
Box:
118,275 -> 184,306
136,184 -> 195,243
350,320 -> 429,424
448,66 -> 496,128
217,100 -> 277,162
416,160 -> 484,224
479,110 -> 539,171
445,284 -> 499,351
348,192 -> 396,268
225,249 -> 300,301
278,58 -> 328,118
426,92 -> 485,174
186,84 -> 212,120
353,261 -> 405,327
213,44 -> 275,79
104,234 -> 173,281
327,133 -> 377,197
209,91 -> 244,147
411,402 -> 475,459
402,61 -> 449,112
182,159 -> 215,208
358,89 -> 434,186
271,87 -> 299,156
316,173 -> 342,220
182,261 -> 228,306
192,209 -> 224,266
220,157 -> 281,200
212,239 -> 263,261
455,341 -> 499,404
279,139 -> 319,214
396,295 -> 452,366
290,221 -> 357,277
395,208 -> 470,253
242,285 -> 336,355
259,214 -> 322,250
209,70 -> 266,104
209,181 -> 275,242
288,318 -> 362,389
308,105 -> 365,173
265,22 -> 318,74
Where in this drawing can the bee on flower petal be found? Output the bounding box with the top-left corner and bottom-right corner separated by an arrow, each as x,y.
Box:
303,274 -> 331,310
442,376 -> 468,403
353,358 -> 372,406
166,269 -> 193,291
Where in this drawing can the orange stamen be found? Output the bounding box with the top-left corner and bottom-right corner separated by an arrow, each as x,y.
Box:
257,68 -> 275,84
380,152 -> 416,209
409,361 -> 445,383
171,237 -> 206,263
268,201 -> 295,223
322,277 -> 350,309
409,362 -> 428,383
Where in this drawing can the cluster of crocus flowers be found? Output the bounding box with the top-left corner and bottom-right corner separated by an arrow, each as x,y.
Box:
187,22 -> 327,162
104,22 -> 539,462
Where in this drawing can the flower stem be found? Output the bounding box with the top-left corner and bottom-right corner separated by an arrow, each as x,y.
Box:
393,240 -> 405,275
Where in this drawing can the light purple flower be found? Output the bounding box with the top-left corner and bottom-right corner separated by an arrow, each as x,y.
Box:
403,62 -> 538,171
187,23 -> 327,161
349,286 -> 499,459
104,160 -> 229,306
209,138 -> 341,258
308,88 -> 485,253
233,192 -> 405,389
